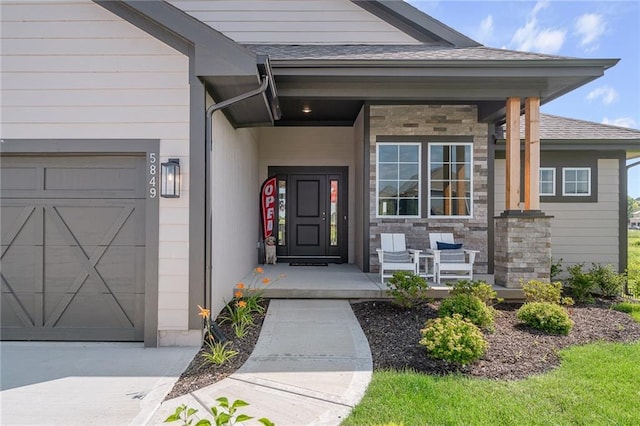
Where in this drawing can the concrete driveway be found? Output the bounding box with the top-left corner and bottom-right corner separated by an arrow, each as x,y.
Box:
0,342 -> 198,425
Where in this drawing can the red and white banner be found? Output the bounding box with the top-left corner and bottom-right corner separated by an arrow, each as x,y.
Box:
261,176 -> 277,239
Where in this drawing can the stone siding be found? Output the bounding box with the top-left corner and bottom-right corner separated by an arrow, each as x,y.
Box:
494,215 -> 552,287
369,105 -> 489,273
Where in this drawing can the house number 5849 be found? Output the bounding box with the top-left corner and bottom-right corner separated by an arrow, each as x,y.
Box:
149,152 -> 157,198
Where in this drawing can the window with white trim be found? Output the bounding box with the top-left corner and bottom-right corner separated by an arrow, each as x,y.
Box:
562,167 -> 591,196
539,167 -> 556,196
376,143 -> 421,217
428,143 -> 473,217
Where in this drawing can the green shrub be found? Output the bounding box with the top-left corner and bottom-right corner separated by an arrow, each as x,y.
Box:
386,271 -> 429,308
439,294 -> 495,330
516,302 -> 574,335
567,264 -> 596,303
449,280 -> 502,306
164,398 -> 275,426
550,258 -> 563,281
522,280 -> 574,306
419,314 -> 487,366
589,263 -> 626,298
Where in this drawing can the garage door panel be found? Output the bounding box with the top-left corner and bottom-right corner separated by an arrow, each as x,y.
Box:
44,166 -> 139,194
1,205 -> 41,246
1,154 -> 147,342
48,293 -> 138,330
1,292 -> 39,328
45,204 -> 136,247
0,166 -> 40,191
94,246 -> 145,294
1,246 -> 42,294
113,202 -> 146,246
43,245 -> 87,293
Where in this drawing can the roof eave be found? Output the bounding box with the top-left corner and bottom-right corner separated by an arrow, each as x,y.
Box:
269,58 -> 620,69
495,139 -> 640,151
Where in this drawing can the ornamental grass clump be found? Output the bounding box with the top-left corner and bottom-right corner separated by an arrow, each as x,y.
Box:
439,294 -> 496,330
516,302 -> 574,335
419,314 -> 487,366
386,271 -> 429,309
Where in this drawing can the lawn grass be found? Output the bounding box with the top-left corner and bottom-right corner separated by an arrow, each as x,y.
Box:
613,301 -> 640,322
344,341 -> 640,425
630,229 -> 640,265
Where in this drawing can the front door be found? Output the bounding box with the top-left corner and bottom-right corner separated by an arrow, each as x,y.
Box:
268,167 -> 347,263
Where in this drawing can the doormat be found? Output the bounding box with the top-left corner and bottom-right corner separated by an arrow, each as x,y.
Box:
289,262 -> 329,266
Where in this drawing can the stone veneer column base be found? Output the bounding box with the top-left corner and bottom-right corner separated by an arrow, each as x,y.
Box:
494,211 -> 553,288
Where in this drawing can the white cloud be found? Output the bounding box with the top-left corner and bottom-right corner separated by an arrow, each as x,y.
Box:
602,117 -> 637,128
586,86 -> 619,105
510,0 -> 566,54
475,15 -> 494,44
575,13 -> 606,51
532,0 -> 550,16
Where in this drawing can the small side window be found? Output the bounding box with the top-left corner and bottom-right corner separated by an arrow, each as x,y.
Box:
539,167 -> 556,196
562,167 -> 591,196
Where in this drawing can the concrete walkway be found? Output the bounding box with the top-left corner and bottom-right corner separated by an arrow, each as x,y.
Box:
148,299 -> 373,425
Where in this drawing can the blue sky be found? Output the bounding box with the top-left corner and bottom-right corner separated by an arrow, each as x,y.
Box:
407,0 -> 640,198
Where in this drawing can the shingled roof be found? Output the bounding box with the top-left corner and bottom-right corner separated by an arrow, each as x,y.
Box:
523,114 -> 640,140
243,44 -> 572,61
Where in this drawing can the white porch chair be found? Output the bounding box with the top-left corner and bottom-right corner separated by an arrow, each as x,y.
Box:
376,233 -> 421,283
427,233 -> 478,284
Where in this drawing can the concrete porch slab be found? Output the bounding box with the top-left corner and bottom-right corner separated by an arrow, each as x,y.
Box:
249,263 -> 524,301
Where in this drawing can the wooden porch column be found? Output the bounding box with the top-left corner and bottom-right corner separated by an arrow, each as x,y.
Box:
524,97 -> 540,211
505,97 -> 521,211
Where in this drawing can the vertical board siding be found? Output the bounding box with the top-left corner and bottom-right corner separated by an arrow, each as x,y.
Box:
169,0 -> 420,44
494,158 -> 620,271
1,1 -> 191,331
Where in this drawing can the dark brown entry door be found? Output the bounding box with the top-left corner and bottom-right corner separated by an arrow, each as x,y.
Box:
290,174 -> 328,256
270,167 -> 347,263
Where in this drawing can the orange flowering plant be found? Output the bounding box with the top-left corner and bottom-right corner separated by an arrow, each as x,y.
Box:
197,304 -> 212,339
196,304 -> 239,366
221,266 -> 285,338
233,267 -> 285,316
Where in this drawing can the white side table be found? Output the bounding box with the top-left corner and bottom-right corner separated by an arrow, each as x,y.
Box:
418,254 -> 435,281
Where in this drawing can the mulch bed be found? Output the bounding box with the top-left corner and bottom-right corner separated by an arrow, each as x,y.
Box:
166,298 -> 640,399
351,299 -> 640,380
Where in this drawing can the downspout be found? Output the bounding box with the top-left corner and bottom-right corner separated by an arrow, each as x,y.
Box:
204,75 -> 269,316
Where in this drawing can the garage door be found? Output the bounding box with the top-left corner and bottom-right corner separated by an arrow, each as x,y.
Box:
1,155 -> 146,341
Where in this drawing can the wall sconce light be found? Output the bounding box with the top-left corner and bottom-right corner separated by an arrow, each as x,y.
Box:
161,158 -> 180,198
